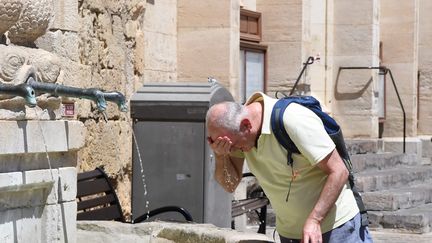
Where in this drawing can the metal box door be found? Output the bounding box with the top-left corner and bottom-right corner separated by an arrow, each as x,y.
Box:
132,121 -> 205,222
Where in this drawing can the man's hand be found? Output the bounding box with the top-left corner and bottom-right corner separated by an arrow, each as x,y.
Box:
302,217 -> 322,243
207,136 -> 232,155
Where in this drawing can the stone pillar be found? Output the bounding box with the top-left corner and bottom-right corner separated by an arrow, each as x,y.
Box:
417,0 -> 432,135
257,0 -> 303,97
177,0 -> 240,100
143,0 -> 177,83
380,0 -> 419,137
0,121 -> 85,243
329,0 -> 380,138
302,0 -> 328,104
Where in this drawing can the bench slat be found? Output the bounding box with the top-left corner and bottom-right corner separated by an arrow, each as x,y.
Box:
77,205 -> 122,221
77,178 -> 111,197
77,194 -> 117,211
77,169 -> 103,181
231,197 -> 269,217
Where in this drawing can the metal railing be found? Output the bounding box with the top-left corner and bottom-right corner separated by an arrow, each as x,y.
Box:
276,56 -> 317,98
339,66 -> 406,153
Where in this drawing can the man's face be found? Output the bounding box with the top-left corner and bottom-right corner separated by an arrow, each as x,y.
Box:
208,127 -> 254,152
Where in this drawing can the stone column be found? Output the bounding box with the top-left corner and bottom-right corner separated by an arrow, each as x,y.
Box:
302,0 -> 328,104
380,0 -> 419,137
257,0 -> 303,97
143,0 -> 177,83
177,0 -> 240,100
417,0 -> 432,135
329,0 -> 380,138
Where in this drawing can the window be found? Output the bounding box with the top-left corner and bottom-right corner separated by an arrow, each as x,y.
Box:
240,9 -> 261,42
239,9 -> 266,103
239,42 -> 267,103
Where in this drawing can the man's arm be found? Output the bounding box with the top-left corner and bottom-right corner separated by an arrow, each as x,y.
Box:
214,153 -> 244,193
302,148 -> 349,243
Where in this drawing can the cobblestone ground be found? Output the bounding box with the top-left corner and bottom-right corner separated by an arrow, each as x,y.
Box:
244,226 -> 432,243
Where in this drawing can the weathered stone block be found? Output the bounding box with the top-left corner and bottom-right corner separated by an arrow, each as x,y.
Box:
24,169 -> 59,204
0,172 -> 22,188
67,121 -> 87,151
59,167 -> 77,202
25,121 -> 68,154
0,207 -> 51,241
42,202 -> 77,243
51,0 -> 79,32
145,31 -> 177,72
35,30 -> 80,61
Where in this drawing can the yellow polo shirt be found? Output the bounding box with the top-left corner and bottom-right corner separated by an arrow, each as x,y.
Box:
236,93 -> 359,239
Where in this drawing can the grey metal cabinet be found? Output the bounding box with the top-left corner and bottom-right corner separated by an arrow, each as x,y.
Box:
130,82 -> 234,227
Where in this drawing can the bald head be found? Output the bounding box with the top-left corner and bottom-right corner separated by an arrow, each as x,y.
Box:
206,102 -> 247,134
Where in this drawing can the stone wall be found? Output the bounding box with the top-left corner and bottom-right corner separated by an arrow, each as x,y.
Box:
76,0 -> 148,220
418,0 -> 432,134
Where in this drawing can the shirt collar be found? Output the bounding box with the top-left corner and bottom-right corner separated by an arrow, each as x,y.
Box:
245,92 -> 277,134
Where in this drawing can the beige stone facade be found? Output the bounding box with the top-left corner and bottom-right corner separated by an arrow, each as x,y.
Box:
1,0 -> 432,231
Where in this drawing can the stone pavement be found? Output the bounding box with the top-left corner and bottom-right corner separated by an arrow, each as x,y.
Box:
77,220 -> 274,243
244,226 -> 432,243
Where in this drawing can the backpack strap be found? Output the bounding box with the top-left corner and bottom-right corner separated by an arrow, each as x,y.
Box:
271,98 -> 300,167
270,96 -> 369,226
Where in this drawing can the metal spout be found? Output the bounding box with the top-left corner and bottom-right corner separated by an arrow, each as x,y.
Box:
26,77 -> 128,112
103,91 -> 128,112
0,83 -> 37,107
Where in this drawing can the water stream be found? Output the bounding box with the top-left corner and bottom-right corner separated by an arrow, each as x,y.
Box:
122,112 -> 150,222
35,107 -> 62,241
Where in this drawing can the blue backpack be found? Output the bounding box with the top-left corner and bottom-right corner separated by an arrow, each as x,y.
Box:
270,95 -> 369,226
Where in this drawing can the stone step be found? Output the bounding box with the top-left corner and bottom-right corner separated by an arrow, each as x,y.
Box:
368,203 -> 432,233
355,165 -> 432,192
362,182 -> 432,211
345,139 -> 382,155
351,152 -> 419,173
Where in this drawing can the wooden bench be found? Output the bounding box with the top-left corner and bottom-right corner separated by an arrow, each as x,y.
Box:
231,173 -> 269,234
76,167 -> 193,223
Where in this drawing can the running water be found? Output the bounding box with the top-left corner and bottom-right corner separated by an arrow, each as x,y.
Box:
124,113 -> 150,222
35,107 -> 61,240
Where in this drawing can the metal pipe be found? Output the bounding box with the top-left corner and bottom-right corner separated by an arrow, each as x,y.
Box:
339,66 -> 406,153
27,77 -> 128,112
0,83 -> 37,107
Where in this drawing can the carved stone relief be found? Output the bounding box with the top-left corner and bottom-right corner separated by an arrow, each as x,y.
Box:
0,45 -> 61,85
0,0 -> 59,108
0,0 -> 53,45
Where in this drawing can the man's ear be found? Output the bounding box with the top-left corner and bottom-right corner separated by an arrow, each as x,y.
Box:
240,118 -> 252,131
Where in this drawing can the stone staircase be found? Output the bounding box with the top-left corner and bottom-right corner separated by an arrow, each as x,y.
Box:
349,138 -> 432,234
244,137 -> 432,236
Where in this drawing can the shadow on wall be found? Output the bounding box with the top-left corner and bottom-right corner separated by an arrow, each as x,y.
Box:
334,68 -> 373,100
